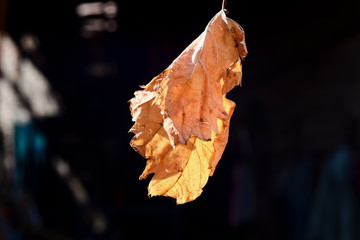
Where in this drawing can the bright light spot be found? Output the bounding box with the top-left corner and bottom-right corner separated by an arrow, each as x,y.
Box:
0,34 -> 20,81
0,80 -> 19,134
76,1 -> 117,18
103,1 -> 117,19
53,157 -> 89,205
69,178 -> 89,205
20,33 -> 39,53
18,59 -> 60,117
0,80 -> 24,170
77,2 -> 118,37
54,158 -> 70,177
76,2 -> 103,17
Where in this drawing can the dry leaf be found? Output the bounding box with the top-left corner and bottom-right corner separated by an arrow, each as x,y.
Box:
130,93 -> 235,204
129,9 -> 247,204
140,10 -> 247,145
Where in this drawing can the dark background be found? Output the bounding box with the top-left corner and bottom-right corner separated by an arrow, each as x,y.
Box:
1,0 -> 360,239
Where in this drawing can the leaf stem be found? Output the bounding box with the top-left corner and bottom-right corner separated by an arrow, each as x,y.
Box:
222,0 -> 227,10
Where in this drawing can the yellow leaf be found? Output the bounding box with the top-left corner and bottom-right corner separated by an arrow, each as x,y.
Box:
148,98 -> 235,204
129,9 -> 247,204
130,94 -> 235,204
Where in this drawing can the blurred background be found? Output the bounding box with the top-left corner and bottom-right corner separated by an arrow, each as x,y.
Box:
1,0 -> 360,239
